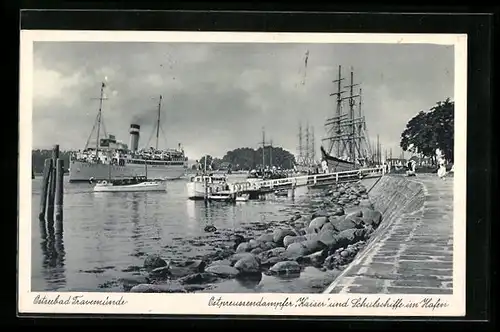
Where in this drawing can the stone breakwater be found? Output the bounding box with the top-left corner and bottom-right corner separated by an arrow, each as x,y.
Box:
116,180 -> 386,293
324,175 -> 453,294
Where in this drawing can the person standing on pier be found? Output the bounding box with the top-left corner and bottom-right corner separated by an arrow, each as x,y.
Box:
436,148 -> 447,180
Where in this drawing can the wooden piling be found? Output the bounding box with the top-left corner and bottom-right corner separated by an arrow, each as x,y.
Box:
38,158 -> 52,221
54,158 -> 64,227
46,145 -> 59,222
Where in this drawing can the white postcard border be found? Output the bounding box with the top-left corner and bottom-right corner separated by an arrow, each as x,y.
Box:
18,30 -> 467,316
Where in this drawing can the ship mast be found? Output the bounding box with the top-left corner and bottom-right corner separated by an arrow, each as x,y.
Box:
332,65 -> 344,156
344,67 -> 360,167
305,123 -> 310,165
310,125 -> 315,163
155,95 -> 162,150
84,82 -> 108,151
262,127 -> 266,169
297,122 -> 303,166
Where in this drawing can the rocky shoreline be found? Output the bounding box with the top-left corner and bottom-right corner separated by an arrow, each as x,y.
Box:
109,181 -> 383,293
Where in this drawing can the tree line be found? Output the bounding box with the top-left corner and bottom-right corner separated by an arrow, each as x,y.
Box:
32,149 -> 72,174
195,146 -> 296,171
400,98 -> 454,164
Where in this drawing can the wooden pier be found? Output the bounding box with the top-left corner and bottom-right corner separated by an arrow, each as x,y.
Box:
207,166 -> 386,201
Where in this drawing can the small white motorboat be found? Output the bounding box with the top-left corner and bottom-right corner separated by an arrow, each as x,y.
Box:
235,194 -> 250,202
207,191 -> 235,202
93,176 -> 167,192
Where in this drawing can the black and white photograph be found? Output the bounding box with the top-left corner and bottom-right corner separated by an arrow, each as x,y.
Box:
18,30 -> 467,316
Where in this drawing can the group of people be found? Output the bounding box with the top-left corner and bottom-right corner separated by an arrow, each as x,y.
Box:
401,148 -> 453,180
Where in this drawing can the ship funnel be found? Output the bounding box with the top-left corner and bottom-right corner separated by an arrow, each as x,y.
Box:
129,124 -> 140,151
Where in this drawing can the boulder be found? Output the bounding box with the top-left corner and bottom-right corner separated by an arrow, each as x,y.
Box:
178,272 -> 218,284
230,252 -> 257,265
304,233 -> 319,241
250,247 -> 264,255
259,241 -> 277,251
331,207 -> 345,216
234,255 -> 260,274
361,210 -> 383,228
236,242 -> 250,253
205,264 -> 239,278
304,227 -> 320,235
273,228 -> 296,245
283,242 -> 309,259
283,235 -> 306,248
259,247 -> 286,260
320,222 -> 336,234
297,250 -> 327,266
318,229 -> 338,247
332,215 -> 364,232
256,233 -> 274,243
346,210 -> 363,219
143,254 -> 168,271
149,266 -> 170,279
332,228 -> 368,252
269,261 -> 301,275
309,216 -> 329,229
118,276 -> 149,292
311,209 -> 328,219
261,256 -> 285,267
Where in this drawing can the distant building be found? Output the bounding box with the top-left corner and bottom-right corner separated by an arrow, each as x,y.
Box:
218,162 -> 232,171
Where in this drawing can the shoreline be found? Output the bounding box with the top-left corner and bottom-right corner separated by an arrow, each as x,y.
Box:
103,179 -> 385,294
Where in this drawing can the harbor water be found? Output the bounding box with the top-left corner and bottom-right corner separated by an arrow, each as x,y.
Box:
31,174 -> 345,293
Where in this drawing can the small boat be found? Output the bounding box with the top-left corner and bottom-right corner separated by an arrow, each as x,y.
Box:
274,189 -> 288,197
207,191 -> 235,202
92,176 -> 167,192
186,173 -> 228,200
236,194 -> 250,202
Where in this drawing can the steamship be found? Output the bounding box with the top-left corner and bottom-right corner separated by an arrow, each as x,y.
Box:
68,84 -> 188,182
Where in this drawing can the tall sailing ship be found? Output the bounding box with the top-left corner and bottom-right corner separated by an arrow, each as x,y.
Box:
295,122 -> 318,174
320,65 -> 374,172
69,82 -> 188,182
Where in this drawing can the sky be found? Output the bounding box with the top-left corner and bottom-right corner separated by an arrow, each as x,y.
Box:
31,41 -> 454,161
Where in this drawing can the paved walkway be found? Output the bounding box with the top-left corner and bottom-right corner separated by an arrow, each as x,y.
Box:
324,175 -> 454,294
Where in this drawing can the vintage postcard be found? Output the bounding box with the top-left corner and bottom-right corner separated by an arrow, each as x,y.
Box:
18,30 -> 467,316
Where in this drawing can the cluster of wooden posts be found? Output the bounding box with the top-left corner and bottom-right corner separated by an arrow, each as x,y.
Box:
38,144 -> 64,230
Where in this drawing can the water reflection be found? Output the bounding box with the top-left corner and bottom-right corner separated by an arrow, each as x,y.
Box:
130,197 -> 142,257
39,218 -> 66,289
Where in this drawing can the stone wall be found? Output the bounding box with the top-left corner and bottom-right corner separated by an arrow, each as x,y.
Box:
323,175 -> 427,293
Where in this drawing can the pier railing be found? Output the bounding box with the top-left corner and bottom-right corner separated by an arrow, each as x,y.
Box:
228,166 -> 385,193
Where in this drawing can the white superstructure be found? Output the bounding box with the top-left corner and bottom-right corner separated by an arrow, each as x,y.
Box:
186,174 -> 228,200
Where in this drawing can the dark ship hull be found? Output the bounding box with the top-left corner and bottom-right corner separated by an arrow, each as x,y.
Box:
320,145 -> 356,172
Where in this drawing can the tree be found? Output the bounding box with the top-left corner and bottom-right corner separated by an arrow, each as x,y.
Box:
220,146 -> 296,170
400,98 -> 454,163
32,149 -> 72,174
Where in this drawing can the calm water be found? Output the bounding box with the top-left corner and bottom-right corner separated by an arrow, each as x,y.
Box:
31,174 -> 342,293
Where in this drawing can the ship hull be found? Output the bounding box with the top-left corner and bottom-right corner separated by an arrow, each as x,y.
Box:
186,182 -> 207,200
69,160 -> 187,182
93,181 -> 167,192
320,146 -> 356,172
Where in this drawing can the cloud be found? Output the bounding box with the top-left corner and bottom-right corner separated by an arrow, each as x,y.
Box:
30,41 -> 454,161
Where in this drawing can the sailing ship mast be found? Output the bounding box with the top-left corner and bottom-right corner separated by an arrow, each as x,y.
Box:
155,95 -> 162,150
84,82 -> 108,151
